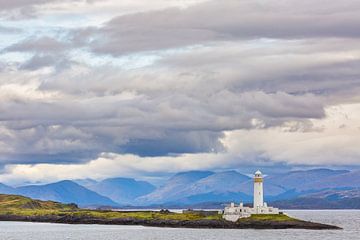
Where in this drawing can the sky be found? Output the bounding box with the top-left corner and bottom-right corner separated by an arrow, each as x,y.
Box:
0,0 -> 360,185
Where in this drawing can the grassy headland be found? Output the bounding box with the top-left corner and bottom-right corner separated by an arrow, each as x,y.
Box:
0,194 -> 341,229
0,194 -> 221,221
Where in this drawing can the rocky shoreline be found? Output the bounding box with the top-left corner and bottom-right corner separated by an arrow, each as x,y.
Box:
0,215 -> 341,230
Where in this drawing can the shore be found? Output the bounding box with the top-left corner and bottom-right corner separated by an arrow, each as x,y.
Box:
0,214 -> 341,230
0,194 -> 341,230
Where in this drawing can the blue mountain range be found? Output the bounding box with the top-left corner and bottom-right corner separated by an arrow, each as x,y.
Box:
86,178 -> 156,205
0,168 -> 359,208
0,180 -> 117,207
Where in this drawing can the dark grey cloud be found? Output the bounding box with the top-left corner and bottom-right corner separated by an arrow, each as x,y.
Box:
0,0 -> 360,166
20,36 -> 358,161
121,131 -> 225,157
2,36 -> 359,163
0,76 -> 325,163
75,0 -> 360,56
0,64 -> 328,163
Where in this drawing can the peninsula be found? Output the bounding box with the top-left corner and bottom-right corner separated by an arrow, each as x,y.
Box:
0,194 -> 340,230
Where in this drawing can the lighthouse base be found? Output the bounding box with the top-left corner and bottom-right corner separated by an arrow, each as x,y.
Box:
222,203 -> 279,222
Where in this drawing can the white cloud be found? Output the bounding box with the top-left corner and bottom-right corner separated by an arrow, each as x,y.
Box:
0,36 -> 360,164
222,103 -> 360,166
0,0 -> 359,185
1,103 -> 359,185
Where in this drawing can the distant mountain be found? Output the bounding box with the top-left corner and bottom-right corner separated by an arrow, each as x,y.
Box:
272,197 -> 360,209
137,168 -> 358,206
304,188 -> 360,200
74,179 -> 98,189
240,169 -> 351,199
87,178 -> 156,205
179,191 -> 252,205
174,171 -> 252,203
0,183 -> 15,194
137,171 -> 254,205
183,171 -> 250,195
16,180 -> 118,207
298,170 -> 360,191
136,171 -> 214,204
263,169 -> 359,201
237,179 -> 286,197
1,168 -> 359,208
266,169 -> 349,192
272,188 -> 360,209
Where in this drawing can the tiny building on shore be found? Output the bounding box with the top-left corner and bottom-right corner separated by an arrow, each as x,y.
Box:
222,170 -> 279,222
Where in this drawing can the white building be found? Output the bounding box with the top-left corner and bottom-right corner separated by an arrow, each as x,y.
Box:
222,170 -> 279,222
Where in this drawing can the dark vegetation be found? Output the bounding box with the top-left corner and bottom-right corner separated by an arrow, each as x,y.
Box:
0,194 -> 341,230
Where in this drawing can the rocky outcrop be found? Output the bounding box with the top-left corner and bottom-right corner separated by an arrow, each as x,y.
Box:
0,214 -> 341,230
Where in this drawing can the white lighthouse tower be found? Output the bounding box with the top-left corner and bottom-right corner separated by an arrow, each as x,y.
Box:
222,169 -> 280,221
253,170 -> 264,209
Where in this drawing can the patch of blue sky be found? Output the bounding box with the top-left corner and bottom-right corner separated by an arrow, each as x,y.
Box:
0,33 -> 21,51
1,16 -> 75,39
69,43 -> 211,70
69,49 -> 163,70
0,52 -> 32,64
40,13 -> 106,29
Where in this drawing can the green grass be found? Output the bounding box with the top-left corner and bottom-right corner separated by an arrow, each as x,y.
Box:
0,194 -> 222,221
239,214 -> 299,222
73,210 -> 222,221
0,194 -> 77,210
0,194 -> 299,223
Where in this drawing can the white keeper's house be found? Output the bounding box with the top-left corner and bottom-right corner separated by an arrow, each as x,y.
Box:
222,170 -> 280,222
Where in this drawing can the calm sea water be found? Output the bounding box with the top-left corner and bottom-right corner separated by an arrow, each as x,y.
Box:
0,210 -> 358,240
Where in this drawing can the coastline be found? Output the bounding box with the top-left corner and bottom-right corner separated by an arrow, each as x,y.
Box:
0,194 -> 342,230
0,214 -> 341,230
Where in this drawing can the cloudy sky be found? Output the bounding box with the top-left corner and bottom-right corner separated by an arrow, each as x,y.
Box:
0,0 -> 359,185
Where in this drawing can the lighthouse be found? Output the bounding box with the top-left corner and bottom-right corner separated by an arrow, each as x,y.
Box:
253,170 -> 264,208
222,170 -> 279,221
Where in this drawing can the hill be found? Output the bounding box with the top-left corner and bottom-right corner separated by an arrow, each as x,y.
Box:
135,169 -> 360,205
0,194 -> 78,210
136,171 -> 214,204
266,169 -> 349,191
1,168 -> 359,208
0,183 -> 15,194
272,197 -> 360,209
298,170 -> 360,190
272,188 -> 360,209
166,171 -> 252,204
86,178 -> 155,205
16,180 -> 118,207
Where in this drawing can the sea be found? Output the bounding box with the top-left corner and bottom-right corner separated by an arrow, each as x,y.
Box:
0,210 -> 358,240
